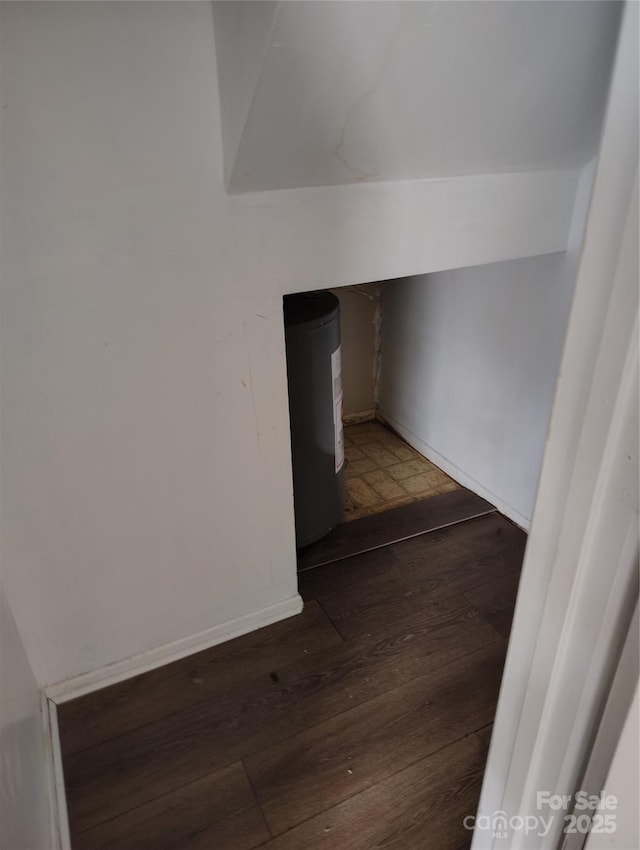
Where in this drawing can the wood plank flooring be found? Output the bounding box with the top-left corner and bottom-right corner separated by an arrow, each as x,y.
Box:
59,508 -> 526,850
297,487 -> 495,570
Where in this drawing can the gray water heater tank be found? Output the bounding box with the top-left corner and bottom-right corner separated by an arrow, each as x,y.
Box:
284,291 -> 345,549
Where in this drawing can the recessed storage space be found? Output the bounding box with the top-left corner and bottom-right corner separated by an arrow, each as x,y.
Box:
286,242 -> 590,560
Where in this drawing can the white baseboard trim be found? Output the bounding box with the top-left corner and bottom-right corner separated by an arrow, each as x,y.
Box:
45,594 -> 304,705
41,691 -> 61,850
44,697 -> 71,850
343,409 -> 376,426
377,411 -> 531,531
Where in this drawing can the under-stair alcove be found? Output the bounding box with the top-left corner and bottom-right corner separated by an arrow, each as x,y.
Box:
286,235 -> 592,571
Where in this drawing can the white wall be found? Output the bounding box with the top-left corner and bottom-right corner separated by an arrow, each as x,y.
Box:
212,1 -> 279,188
218,1 -> 620,192
378,255 -> 571,526
0,590 -> 52,850
330,285 -> 380,419
0,1 -> 594,689
378,163 -> 596,527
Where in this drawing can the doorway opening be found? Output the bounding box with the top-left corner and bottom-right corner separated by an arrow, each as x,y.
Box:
284,280 -> 486,571
284,255 -> 570,570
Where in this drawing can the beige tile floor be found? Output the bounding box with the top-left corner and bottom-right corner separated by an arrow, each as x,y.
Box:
343,420 -> 459,521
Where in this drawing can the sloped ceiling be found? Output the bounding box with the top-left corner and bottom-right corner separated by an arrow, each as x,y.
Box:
213,1 -> 621,193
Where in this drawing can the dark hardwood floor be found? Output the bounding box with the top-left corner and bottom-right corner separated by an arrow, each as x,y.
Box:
297,488 -> 495,570
59,502 -> 526,850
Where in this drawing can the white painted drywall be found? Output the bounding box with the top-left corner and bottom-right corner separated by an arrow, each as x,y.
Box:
378,161 -> 596,527
0,2 -> 597,688
330,285 -> 380,419
221,0 -> 621,192
378,255 -> 572,526
0,589 -> 52,850
212,1 -> 279,188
